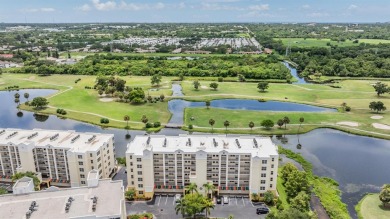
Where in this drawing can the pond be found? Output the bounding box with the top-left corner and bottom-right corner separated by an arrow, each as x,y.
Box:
1,89 -> 389,218
167,99 -> 335,125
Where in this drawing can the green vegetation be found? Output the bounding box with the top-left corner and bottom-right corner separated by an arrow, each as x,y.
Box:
0,188 -> 7,195
175,183 -> 215,218
356,193 -> 390,219
127,213 -> 153,219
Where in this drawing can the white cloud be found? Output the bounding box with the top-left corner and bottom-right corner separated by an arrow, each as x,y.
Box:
248,4 -> 269,11
302,4 -> 310,9
91,0 -> 116,11
201,3 -> 242,11
178,2 -> 186,9
77,4 -> 92,12
348,4 -> 358,10
307,12 -> 329,18
202,0 -> 240,2
21,8 -> 56,13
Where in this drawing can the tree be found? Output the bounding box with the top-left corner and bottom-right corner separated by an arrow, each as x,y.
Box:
261,119 -> 274,129
285,171 -> 310,199
193,80 -> 200,90
0,187 -> 7,195
151,74 -> 162,86
248,121 -> 255,130
203,199 -> 215,218
14,93 -> 20,99
251,193 -> 260,202
12,172 -> 40,190
264,191 -> 275,205
186,182 -> 198,194
125,188 -> 136,200
14,98 -> 20,106
30,97 -> 49,109
141,115 -> 148,126
24,92 -> 30,102
205,100 -> 211,109
283,116 -> 290,130
290,191 -> 310,212
98,89 -> 104,96
369,101 -> 387,113
175,198 -> 187,218
379,184 -> 390,207
160,94 -> 165,102
209,82 -> 219,91
183,193 -> 205,218
257,82 -> 269,92
224,120 -> 230,132
298,117 -> 305,133
266,208 -> 312,219
281,163 -> 298,182
124,115 -> 130,128
147,95 -> 153,103
277,119 -> 284,128
373,82 -> 389,96
209,119 -> 215,131
203,182 -> 215,199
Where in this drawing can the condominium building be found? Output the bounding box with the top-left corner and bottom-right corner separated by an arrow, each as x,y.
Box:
0,171 -> 126,219
0,128 -> 116,187
126,135 -> 279,198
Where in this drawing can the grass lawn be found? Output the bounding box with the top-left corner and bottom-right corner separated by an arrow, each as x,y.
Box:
275,38 -> 390,48
1,73 -> 174,130
356,193 -> 390,219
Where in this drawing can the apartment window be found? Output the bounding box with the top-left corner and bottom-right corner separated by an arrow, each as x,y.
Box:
91,160 -> 93,164
138,178 -> 143,182
90,153 -> 93,157
261,173 -> 266,177
137,164 -> 142,168
261,167 -> 267,171
262,160 -> 267,164
129,155 -> 133,159
271,158 -> 275,162
80,174 -> 85,178
130,162 -> 133,166
270,177 -> 273,181
260,186 -> 265,190
271,171 -> 274,175
131,168 -> 133,173
138,184 -> 143,188
137,171 -> 142,175
131,181 -> 134,185
78,155 -> 83,159
271,164 -> 274,168
131,175 -> 134,179
97,151 -> 100,156
81,181 -> 86,185
261,180 -> 266,184
270,184 -> 273,188
78,161 -> 83,165
139,191 -> 144,195
79,168 -> 84,172
137,158 -> 142,162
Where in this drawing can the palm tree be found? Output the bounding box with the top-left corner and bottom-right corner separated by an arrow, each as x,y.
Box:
124,115 -> 130,128
209,119 -> 215,131
186,182 -> 198,194
283,116 -> 290,130
202,199 -> 214,218
298,117 -> 304,133
175,199 -> 187,218
14,93 -> 20,99
14,98 -> 20,106
248,121 -> 255,130
24,92 -> 29,102
277,119 -> 284,128
203,182 -> 215,199
224,120 -> 230,132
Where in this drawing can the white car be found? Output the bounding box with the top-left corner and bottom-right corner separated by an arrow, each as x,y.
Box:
175,194 -> 182,203
223,196 -> 229,204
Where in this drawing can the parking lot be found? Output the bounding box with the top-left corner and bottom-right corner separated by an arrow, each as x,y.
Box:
127,194 -> 268,219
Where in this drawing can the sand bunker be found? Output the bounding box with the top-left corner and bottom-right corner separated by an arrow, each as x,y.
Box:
370,115 -> 383,120
99,98 -> 114,102
201,85 -> 208,89
336,121 -> 359,127
372,123 -> 390,130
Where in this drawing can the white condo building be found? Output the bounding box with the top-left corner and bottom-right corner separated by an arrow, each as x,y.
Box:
126,135 -> 279,198
0,128 -> 116,187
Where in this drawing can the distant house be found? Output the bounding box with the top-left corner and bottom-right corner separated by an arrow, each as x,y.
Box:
171,48 -> 182,54
0,61 -> 21,68
135,48 -> 156,53
0,54 -> 14,59
264,48 -> 273,54
184,50 -> 211,54
238,51 -> 262,55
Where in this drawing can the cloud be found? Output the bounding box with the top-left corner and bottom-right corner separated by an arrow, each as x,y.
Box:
201,3 -> 242,11
348,4 -> 358,10
92,0 -> 117,11
76,4 -> 92,12
248,4 -> 269,11
307,12 -> 329,18
202,0 -> 240,2
21,8 -> 56,13
302,4 -> 310,10
238,11 -> 273,19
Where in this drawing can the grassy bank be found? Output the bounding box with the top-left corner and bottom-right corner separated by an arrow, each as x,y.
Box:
279,147 -> 350,219
355,193 -> 390,219
276,38 -> 390,48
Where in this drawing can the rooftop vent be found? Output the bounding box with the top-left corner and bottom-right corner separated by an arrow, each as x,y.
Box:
91,196 -> 98,212
235,139 -> 241,148
71,135 -> 80,143
213,138 -> 218,147
6,131 -> 18,139
87,135 -> 96,143
65,197 -> 74,213
0,130 -> 5,136
146,136 -> 151,145
27,132 -> 38,140
253,139 -> 258,148
163,138 -> 167,147
50,133 -> 59,141
26,201 -> 38,218
186,138 -> 192,147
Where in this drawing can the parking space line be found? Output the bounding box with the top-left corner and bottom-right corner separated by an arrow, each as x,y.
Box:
242,197 -> 245,206
157,195 -> 161,206
172,197 -> 175,206
235,197 -> 238,206
164,195 -> 168,205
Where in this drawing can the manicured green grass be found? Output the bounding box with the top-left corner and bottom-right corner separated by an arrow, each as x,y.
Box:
276,38 -> 390,48
356,193 -> 390,219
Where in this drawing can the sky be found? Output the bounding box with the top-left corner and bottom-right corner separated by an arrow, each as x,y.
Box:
0,0 -> 389,23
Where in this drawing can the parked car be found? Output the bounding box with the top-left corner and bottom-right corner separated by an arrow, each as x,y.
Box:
256,206 -> 270,214
175,194 -> 182,203
223,196 -> 229,204
216,196 -> 222,204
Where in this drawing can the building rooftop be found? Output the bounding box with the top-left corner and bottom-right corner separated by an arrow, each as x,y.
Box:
0,128 -> 113,153
127,135 -> 278,158
0,179 -> 124,219
13,177 -> 33,189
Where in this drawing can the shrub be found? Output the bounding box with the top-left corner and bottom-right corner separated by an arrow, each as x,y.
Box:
100,118 -> 109,124
345,106 -> 351,112
218,77 -> 223,82
145,123 -> 153,128
188,124 -> 193,129
56,109 -> 67,115
153,122 -> 161,128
